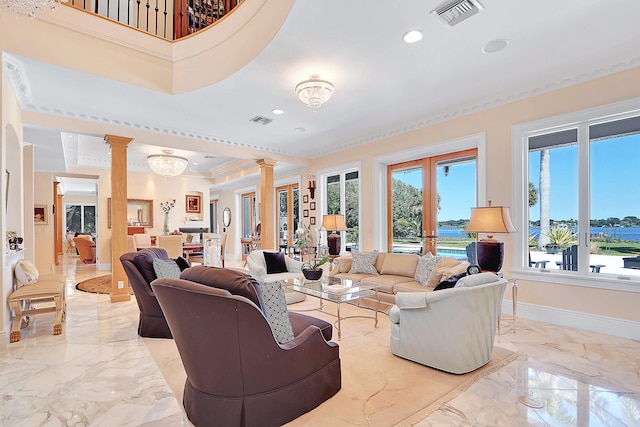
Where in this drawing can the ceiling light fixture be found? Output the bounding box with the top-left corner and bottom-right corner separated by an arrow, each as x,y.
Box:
146,149 -> 188,178
482,39 -> 508,54
0,0 -> 68,18
295,74 -> 334,109
272,109 -> 284,115
403,30 -> 423,43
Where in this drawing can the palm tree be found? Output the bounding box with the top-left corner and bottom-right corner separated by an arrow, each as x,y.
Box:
538,149 -> 551,250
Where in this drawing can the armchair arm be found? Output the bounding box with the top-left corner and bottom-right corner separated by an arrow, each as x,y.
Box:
246,255 -> 267,281
285,256 -> 304,273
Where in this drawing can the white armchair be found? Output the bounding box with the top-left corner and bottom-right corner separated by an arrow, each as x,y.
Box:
389,272 -> 507,374
246,250 -> 306,304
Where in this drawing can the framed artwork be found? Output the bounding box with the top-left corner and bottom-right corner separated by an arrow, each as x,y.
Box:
303,209 -> 309,217
34,205 -> 48,224
186,195 -> 202,213
310,201 -> 316,210
303,194 -> 309,203
310,217 -> 316,225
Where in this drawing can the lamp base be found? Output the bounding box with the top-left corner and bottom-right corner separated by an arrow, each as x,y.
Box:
327,233 -> 341,256
477,240 -> 504,272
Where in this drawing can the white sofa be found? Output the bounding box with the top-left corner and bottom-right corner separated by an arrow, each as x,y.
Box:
245,250 -> 306,304
389,272 -> 507,374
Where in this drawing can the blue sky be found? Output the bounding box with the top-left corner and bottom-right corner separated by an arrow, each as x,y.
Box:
393,133 -> 640,222
393,161 -> 476,221
529,133 -> 640,221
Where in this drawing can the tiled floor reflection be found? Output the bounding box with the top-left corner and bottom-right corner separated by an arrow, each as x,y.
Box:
1,254 -> 639,426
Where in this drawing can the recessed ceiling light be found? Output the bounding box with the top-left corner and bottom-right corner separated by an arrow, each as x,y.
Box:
192,162 -> 198,166
403,30 -> 423,44
482,39 -> 508,54
272,109 -> 284,115
294,127 -> 306,132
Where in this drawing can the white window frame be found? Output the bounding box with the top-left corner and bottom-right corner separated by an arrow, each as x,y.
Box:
511,97 -> 640,292
317,161 -> 362,253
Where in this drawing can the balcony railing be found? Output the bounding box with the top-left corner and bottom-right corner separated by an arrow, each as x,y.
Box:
64,0 -> 241,40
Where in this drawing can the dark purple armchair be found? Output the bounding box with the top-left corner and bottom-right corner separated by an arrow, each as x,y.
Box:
152,266 -> 341,427
120,248 -> 175,338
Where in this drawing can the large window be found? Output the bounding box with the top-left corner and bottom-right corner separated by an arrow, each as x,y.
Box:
516,101 -> 640,285
324,169 -> 359,252
65,204 -> 96,234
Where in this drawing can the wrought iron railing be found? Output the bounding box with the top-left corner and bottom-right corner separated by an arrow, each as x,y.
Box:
64,0 -> 241,40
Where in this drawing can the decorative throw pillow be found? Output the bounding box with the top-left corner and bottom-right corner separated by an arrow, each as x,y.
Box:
348,250 -> 379,275
152,258 -> 181,279
434,273 -> 467,291
15,260 -> 39,285
174,256 -> 190,271
339,256 -> 353,273
414,254 -> 441,286
263,251 -> 288,274
440,261 -> 471,280
260,281 -> 295,344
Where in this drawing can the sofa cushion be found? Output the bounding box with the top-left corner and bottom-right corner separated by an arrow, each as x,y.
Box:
434,273 -> 467,291
153,258 -> 181,279
264,251 -> 288,274
455,271 -> 500,288
414,253 -> 441,286
260,282 -> 295,344
380,253 -> 419,277
349,250 -> 379,275
393,280 -> 431,294
332,272 -> 379,282
440,261 -> 471,280
339,256 -> 353,273
426,257 -> 461,287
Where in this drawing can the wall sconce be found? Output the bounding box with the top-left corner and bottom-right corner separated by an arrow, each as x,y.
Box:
307,179 -> 316,199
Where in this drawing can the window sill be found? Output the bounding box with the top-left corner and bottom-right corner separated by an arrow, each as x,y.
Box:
512,268 -> 640,293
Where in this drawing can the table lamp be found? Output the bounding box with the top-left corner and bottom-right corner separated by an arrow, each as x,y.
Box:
321,214 -> 348,256
465,203 -> 516,272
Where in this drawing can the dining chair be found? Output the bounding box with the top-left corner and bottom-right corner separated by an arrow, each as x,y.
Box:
157,235 -> 184,258
133,233 -> 152,249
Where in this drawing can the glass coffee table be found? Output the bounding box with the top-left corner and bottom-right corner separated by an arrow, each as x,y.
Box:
282,276 -> 380,340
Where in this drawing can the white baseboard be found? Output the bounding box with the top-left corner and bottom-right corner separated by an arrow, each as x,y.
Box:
502,301 -> 640,341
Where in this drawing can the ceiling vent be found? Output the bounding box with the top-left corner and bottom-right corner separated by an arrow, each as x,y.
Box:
431,0 -> 484,27
250,115 -> 273,125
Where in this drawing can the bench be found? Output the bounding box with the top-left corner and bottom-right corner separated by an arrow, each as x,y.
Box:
9,260 -> 66,343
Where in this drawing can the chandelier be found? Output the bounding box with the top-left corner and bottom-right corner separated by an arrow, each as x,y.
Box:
0,0 -> 67,18
295,74 -> 334,109
147,149 -> 188,178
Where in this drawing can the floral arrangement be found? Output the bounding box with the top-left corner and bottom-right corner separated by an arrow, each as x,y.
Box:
6,231 -> 17,242
160,199 -> 176,213
295,224 -> 313,248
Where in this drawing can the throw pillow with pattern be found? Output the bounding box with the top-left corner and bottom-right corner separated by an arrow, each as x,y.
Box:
152,258 -> 181,279
348,250 -> 379,275
260,281 -> 295,343
414,254 -> 442,286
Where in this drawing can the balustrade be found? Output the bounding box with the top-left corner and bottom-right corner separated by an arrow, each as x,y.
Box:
64,0 -> 241,40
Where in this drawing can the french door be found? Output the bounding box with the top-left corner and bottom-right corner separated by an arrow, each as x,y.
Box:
241,191 -> 257,257
276,184 -> 299,253
387,149 -> 477,255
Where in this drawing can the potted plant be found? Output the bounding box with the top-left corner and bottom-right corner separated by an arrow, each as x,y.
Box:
543,225 -> 577,254
301,256 -> 329,280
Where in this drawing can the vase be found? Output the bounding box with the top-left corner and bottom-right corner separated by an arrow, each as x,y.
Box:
163,212 -> 170,235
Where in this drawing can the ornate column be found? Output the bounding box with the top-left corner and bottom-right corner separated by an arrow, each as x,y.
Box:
256,159 -> 277,250
105,134 -> 133,303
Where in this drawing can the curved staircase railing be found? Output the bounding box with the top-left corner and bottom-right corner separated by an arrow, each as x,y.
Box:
63,0 -> 241,40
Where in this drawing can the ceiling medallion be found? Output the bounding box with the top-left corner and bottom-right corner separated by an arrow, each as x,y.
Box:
295,74 -> 335,109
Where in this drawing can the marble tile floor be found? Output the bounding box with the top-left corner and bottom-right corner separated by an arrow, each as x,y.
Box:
1,254 -> 639,426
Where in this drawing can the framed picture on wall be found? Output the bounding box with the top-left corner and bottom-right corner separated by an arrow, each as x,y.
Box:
303,195 -> 309,203
186,195 -> 202,213
303,209 -> 309,217
310,217 -> 316,225
34,205 -> 48,224
310,202 -> 316,210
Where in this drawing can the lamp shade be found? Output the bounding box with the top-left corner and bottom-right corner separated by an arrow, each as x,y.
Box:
321,214 -> 348,232
465,206 -> 516,237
